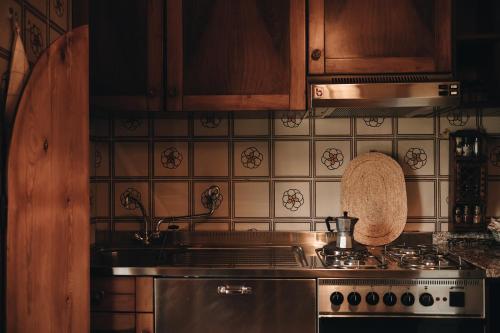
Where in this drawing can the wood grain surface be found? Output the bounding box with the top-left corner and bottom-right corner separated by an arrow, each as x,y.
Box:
6,26 -> 89,333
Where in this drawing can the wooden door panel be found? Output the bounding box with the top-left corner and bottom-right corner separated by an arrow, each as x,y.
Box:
167,0 -> 306,111
91,0 -> 163,111
183,0 -> 291,96
325,0 -> 434,59
309,0 -> 451,74
7,26 -> 89,333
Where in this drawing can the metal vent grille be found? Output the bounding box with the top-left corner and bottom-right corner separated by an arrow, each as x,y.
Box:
319,279 -> 481,286
329,75 -> 431,84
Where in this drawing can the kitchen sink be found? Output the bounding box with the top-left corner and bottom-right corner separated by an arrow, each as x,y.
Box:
93,245 -> 308,268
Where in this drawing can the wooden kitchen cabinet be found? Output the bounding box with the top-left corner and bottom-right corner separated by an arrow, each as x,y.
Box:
91,277 -> 154,333
166,0 -> 306,111
308,0 -> 452,74
90,0 -> 163,111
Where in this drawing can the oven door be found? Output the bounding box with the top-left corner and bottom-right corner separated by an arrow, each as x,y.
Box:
319,317 -> 485,333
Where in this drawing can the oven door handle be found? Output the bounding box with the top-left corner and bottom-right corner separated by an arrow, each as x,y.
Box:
217,285 -> 253,295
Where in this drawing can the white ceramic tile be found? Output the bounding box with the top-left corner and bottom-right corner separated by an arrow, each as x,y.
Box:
233,118 -> 269,136
356,117 -> 392,135
406,181 -> 436,218
193,142 -> 229,177
487,181 -> 500,217
0,0 -> 21,51
194,222 -> 230,231
314,221 -> 329,231
194,113 -> 229,136
356,140 -> 393,156
403,223 -> 435,232
315,182 -> 341,217
154,182 -> 189,217
315,140 -> 350,176
114,182 -> 149,217
314,118 -> 351,136
154,142 -> 188,177
487,138 -> 500,176
234,222 -> 270,231
439,109 -> 477,136
114,117 -> 148,136
90,182 -> 109,218
193,182 -> 229,218
274,141 -> 310,177
49,0 -> 68,30
274,222 -> 311,231
439,181 -> 449,218
154,118 -> 188,137
482,115 -> 500,134
234,182 -> 270,218
440,222 -> 449,232
233,141 -> 269,177
114,222 -> 141,232
114,142 -> 149,177
397,117 -> 434,135
439,139 -> 449,176
397,140 -> 435,176
274,182 -> 310,218
25,9 -> 47,63
274,111 -> 309,136
90,142 -> 110,177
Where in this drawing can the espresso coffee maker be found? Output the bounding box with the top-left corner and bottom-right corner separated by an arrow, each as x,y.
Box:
325,211 -> 359,249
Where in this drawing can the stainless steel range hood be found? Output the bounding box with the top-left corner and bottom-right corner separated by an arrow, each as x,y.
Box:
309,74 -> 460,118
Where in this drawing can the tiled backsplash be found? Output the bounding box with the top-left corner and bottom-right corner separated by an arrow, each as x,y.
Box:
90,110 -> 500,240
0,0 -> 71,83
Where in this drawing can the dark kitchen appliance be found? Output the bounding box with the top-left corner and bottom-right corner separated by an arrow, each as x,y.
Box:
309,74 -> 460,118
316,243 -> 486,333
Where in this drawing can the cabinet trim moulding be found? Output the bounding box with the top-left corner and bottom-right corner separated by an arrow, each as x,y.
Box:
183,94 -> 290,111
325,57 -> 436,74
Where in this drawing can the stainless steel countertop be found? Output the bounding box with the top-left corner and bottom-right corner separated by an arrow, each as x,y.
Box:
91,231 -> 486,279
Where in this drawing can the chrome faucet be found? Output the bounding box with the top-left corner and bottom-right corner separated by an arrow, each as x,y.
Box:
124,195 -> 152,245
124,185 -> 221,245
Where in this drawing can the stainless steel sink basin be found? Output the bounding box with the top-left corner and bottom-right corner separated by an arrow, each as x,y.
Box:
93,246 -> 308,268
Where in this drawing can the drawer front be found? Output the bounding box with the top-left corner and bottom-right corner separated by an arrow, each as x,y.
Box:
91,313 -> 135,333
92,277 -> 136,312
155,278 -> 316,333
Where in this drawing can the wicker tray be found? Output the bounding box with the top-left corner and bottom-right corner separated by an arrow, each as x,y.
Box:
341,152 -> 407,246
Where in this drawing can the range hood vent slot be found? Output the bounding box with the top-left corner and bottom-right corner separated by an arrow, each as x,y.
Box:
329,75 -> 431,84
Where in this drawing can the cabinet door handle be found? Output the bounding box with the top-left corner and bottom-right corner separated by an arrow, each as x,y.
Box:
217,285 -> 253,295
311,49 -> 322,61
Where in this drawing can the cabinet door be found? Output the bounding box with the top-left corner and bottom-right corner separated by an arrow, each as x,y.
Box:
309,0 -> 451,74
155,278 -> 316,333
167,0 -> 306,111
91,0 -> 163,111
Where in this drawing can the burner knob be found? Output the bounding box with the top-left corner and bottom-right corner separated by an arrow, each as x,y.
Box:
419,293 -> 434,307
383,292 -> 397,306
330,292 -> 344,306
366,292 -> 379,305
401,292 -> 415,306
347,292 -> 362,306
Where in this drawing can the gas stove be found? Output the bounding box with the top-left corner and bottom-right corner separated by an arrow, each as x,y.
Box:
316,243 -> 485,318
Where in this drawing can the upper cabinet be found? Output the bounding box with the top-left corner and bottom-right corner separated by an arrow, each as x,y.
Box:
308,0 -> 452,74
90,0 -> 164,111
166,0 -> 306,111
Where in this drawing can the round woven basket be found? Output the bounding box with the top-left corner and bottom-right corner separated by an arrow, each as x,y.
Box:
341,152 -> 407,246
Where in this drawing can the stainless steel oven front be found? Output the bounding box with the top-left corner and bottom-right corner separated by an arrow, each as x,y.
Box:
318,278 -> 486,333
